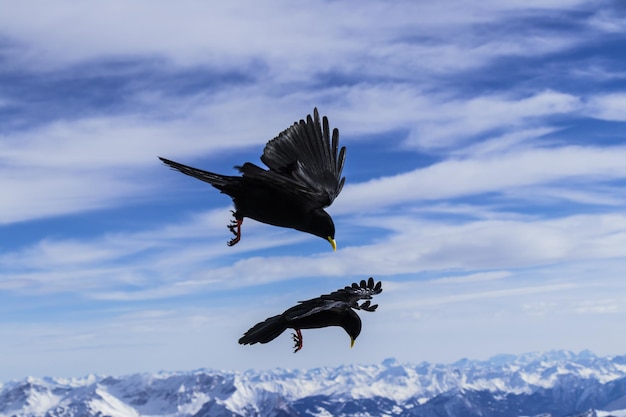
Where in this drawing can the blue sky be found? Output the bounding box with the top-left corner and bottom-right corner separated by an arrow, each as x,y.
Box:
2,0 -> 626,381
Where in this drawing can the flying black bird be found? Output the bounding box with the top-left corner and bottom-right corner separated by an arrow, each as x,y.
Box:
158,108 -> 346,250
239,277 -> 382,352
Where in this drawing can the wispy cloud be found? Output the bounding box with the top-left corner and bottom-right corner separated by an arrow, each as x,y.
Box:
337,145 -> 626,213
586,93 -> 626,121
4,210 -> 626,302
0,1 -> 594,70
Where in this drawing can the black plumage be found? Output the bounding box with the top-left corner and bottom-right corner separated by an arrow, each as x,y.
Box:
159,108 -> 346,250
239,277 -> 382,352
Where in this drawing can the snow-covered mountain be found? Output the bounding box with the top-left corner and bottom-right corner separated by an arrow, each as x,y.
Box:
3,350 -> 626,417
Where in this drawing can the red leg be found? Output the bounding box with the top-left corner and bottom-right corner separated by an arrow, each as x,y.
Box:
292,328 -> 303,353
227,212 -> 243,246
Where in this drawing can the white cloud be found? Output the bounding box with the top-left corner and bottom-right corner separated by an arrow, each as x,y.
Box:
336,145 -> 626,213
326,87 -> 582,151
0,113 -> 254,171
405,90 -> 581,149
0,0 -> 593,76
588,8 -> 626,33
0,205 -> 319,297
570,64 -> 626,82
586,93 -> 626,121
454,127 -> 559,157
388,282 -> 581,309
431,271 -> 512,285
4,208 -> 626,300
0,168 -> 150,225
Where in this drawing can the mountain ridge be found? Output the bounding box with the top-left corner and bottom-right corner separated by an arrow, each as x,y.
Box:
3,349 -> 626,417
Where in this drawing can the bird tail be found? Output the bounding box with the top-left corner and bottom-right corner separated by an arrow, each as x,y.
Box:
239,315 -> 287,345
158,157 -> 235,190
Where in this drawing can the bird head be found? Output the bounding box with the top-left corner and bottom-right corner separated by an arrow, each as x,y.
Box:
303,210 -> 337,251
342,310 -> 362,348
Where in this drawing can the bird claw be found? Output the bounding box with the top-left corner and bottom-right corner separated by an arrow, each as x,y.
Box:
292,329 -> 303,353
226,211 -> 242,246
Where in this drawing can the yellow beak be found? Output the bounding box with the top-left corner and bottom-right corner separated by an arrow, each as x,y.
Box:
350,337 -> 355,348
328,237 -> 337,251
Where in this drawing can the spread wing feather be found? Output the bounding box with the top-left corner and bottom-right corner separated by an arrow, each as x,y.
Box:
296,277 -> 383,313
244,108 -> 345,209
236,162 -> 315,198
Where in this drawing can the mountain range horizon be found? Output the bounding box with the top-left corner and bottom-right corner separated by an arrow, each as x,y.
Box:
3,348 -> 626,417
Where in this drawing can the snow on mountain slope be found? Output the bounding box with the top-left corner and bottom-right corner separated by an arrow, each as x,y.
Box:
598,410 -> 626,417
2,350 -> 626,417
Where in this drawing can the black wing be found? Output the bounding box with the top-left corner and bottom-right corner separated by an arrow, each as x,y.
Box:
240,108 -> 346,210
283,299 -> 350,321
299,277 -> 383,313
278,277 -> 381,323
